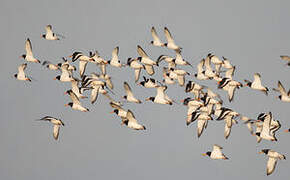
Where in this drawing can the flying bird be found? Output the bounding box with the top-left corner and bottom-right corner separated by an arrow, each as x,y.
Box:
137,45 -> 157,75
37,116 -> 64,140
202,144 -> 229,160
123,82 -> 142,103
258,149 -> 286,176
41,25 -> 62,40
65,90 -> 89,112
244,73 -> 269,95
127,58 -> 144,83
280,55 -> 290,66
21,38 -> 40,63
14,63 -> 31,82
150,27 -> 164,47
122,110 -> 146,130
108,47 -> 124,68
145,85 -> 173,105
163,27 -> 182,52
273,81 -> 290,102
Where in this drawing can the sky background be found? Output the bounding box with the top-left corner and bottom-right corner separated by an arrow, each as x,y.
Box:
1,0 -> 290,179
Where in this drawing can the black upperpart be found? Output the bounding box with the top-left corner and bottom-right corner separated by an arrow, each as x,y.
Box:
55,76 -> 61,80
42,34 -> 46,38
206,151 -> 211,156
261,149 -> 270,154
21,54 -> 26,59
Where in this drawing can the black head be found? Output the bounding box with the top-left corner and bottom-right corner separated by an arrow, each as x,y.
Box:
206,152 -> 211,156
57,63 -> 62,67
67,102 -> 73,107
54,76 -> 61,80
255,132 -> 261,137
139,81 -> 145,86
278,95 -> 282,100
147,97 -> 155,102
137,57 -> 142,61
194,73 -> 197,77
261,149 -> 270,154
164,43 -> 168,46
113,109 -> 119,114
107,60 -> 111,64
245,82 -> 252,87
123,120 -> 129,125
150,41 -> 154,44
169,68 -> 174,71
123,95 -> 127,99
21,54 -> 26,59
41,34 -> 46,38
14,74 -> 17,78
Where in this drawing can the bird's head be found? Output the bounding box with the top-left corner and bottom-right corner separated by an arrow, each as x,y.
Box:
64,102 -> 73,107
41,34 -> 46,39
53,76 -> 60,80
258,149 -> 270,155
20,54 -> 26,59
145,97 -> 155,102
14,74 -> 17,78
202,152 -> 211,157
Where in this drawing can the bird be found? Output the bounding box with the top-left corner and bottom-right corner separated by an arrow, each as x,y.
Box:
108,47 -> 124,68
150,27 -> 164,47
156,55 -> 176,69
221,56 -> 233,69
195,112 -> 213,137
280,55 -> 290,66
258,149 -> 286,176
20,38 -> 40,63
122,110 -> 146,130
64,90 -> 89,112
70,78 -> 87,99
54,64 -> 73,82
14,63 -> 31,82
273,81 -> 290,102
244,73 -> 269,95
123,82 -> 141,103
145,85 -> 173,105
218,78 -> 242,102
37,116 -> 64,140
127,58 -> 144,83
202,144 -> 229,160
138,76 -> 159,88
137,45 -> 157,75
255,112 -> 279,142
69,52 -> 94,62
41,25 -> 61,40
209,54 -> 223,75
42,61 -> 59,70
194,59 -> 210,80
109,102 -> 128,121
162,67 -> 176,85
163,27 -> 182,52
173,51 -> 193,68
168,68 -> 190,86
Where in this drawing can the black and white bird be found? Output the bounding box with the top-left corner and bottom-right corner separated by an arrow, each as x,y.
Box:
258,149 -> 286,176
37,116 -> 64,140
123,82 -> 141,103
108,47 -> 124,68
110,101 -> 128,121
244,73 -> 269,95
42,61 -> 59,70
20,38 -> 40,63
280,55 -> 290,66
194,59 -> 210,80
138,76 -> 159,88
137,45 -> 157,75
122,110 -> 146,130
145,85 -> 173,105
273,81 -> 290,102
150,27 -> 164,47
173,51 -> 193,68
163,27 -> 182,52
41,25 -> 62,40
65,90 -> 89,112
54,64 -> 73,82
14,63 -> 31,82
202,144 -> 229,160
218,78 -> 243,102
127,58 -> 144,83
255,112 -> 279,142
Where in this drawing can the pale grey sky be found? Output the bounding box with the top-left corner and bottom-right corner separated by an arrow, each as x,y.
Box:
1,0 -> 290,179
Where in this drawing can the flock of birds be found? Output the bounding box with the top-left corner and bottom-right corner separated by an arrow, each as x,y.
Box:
14,25 -> 290,176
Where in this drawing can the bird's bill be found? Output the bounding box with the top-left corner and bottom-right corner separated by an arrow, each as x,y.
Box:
284,129 -> 290,132
68,55 -> 72,58
145,98 -> 150,101
109,111 -> 114,114
258,151 -> 264,154
53,77 -> 57,80
201,153 -> 207,156
19,56 -> 23,59
244,84 -> 248,87
64,104 -> 69,107
180,99 -> 184,103
64,91 -> 68,95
